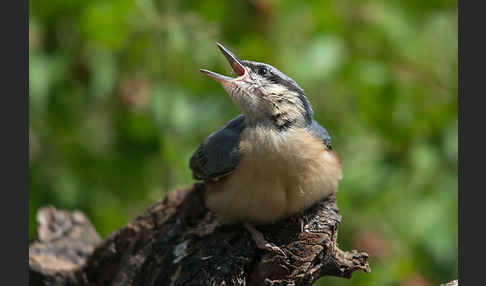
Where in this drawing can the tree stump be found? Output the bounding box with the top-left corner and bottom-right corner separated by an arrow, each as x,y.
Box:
29,183 -> 370,285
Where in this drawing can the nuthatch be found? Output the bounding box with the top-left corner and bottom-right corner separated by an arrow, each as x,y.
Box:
190,43 -> 342,252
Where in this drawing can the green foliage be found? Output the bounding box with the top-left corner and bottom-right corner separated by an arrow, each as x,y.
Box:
29,0 -> 457,285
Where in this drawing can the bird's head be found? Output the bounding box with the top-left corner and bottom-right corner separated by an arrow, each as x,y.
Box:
201,43 -> 313,129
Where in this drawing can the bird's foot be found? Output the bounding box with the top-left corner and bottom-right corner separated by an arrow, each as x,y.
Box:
243,222 -> 286,257
298,212 -> 308,233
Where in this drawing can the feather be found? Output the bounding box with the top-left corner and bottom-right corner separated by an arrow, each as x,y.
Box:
189,114 -> 246,181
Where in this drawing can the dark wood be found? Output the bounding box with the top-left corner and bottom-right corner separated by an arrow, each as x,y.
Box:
29,183 -> 370,286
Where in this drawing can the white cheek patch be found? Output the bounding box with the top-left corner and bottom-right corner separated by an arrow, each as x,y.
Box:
226,74 -> 308,127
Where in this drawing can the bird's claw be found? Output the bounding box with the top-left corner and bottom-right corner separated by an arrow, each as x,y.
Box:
263,242 -> 287,257
244,222 -> 287,257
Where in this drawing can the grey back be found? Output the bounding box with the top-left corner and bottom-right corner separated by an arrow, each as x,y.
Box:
307,120 -> 333,150
190,115 -> 246,181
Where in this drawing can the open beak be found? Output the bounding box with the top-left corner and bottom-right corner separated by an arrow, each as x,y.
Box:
200,43 -> 246,85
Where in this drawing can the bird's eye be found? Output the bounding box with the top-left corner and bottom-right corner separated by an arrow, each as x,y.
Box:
257,67 -> 268,76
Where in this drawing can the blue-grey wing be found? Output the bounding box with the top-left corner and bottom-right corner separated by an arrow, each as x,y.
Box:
307,120 -> 332,149
190,114 -> 246,181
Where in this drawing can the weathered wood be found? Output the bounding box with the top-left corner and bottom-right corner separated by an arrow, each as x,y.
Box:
29,183 -> 370,286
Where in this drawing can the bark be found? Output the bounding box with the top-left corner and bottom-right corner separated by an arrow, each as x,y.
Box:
29,183 -> 370,286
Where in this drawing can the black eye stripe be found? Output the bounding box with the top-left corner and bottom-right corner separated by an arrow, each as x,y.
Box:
268,74 -> 280,83
241,60 -> 313,124
257,67 -> 268,76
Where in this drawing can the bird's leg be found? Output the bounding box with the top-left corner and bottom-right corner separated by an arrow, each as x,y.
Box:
243,222 -> 286,257
290,210 -> 307,233
298,212 -> 308,233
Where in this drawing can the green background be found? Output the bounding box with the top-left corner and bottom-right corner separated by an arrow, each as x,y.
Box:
29,0 -> 457,285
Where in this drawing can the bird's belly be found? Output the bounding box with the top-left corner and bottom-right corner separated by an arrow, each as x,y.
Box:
204,128 -> 342,223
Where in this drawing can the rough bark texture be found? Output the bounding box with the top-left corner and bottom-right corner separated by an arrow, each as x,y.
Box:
29,183 -> 370,286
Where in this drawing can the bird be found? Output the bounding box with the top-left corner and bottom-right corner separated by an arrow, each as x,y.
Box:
190,43 -> 342,253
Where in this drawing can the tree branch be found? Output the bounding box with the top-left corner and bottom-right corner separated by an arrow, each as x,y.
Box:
29,183 -> 370,286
